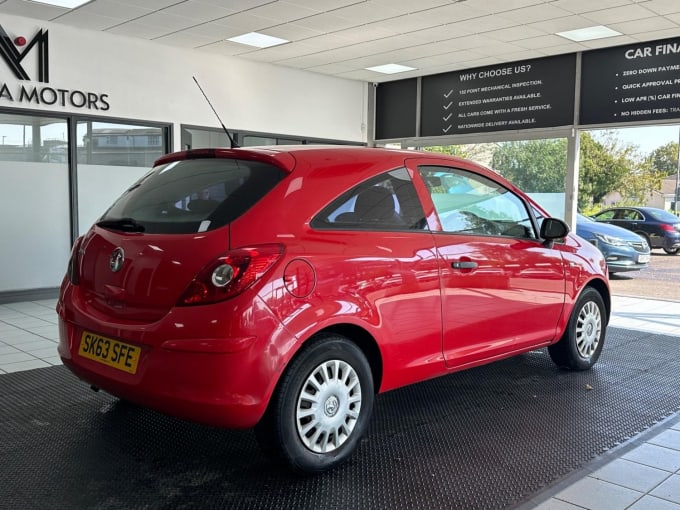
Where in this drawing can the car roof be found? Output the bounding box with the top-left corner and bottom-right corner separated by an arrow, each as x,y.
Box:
153,145 -> 500,182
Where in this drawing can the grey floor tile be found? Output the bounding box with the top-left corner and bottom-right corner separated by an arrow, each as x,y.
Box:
0,309 -> 26,320
552,477 -> 642,510
14,339 -> 58,352
628,495 -> 680,510
25,346 -> 60,359
649,430 -> 680,452
1,359 -> 50,373
591,458 -> 671,493
624,444 -> 680,473
651,475 -> 680,505
0,344 -> 22,356
1,316 -> 54,329
1,333 -> 49,345
532,498 -> 586,509
41,356 -> 63,365
0,321 -> 21,332
0,351 -> 36,364
26,325 -> 60,340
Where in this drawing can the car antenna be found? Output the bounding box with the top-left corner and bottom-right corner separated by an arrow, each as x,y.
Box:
192,76 -> 239,148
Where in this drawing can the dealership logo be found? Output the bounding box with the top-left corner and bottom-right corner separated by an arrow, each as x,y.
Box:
0,24 -> 49,82
0,23 -> 110,111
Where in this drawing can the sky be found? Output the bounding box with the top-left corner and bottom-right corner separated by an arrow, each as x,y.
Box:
589,124 -> 680,155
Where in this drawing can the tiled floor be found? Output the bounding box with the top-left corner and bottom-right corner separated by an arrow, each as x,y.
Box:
1,295 -> 679,510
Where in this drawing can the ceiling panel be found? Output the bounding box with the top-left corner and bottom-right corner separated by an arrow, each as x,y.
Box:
0,0 -> 678,82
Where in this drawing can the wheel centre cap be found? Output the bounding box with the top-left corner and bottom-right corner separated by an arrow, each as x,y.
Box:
324,395 -> 340,417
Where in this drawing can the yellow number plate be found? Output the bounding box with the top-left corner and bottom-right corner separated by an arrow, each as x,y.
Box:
78,331 -> 141,375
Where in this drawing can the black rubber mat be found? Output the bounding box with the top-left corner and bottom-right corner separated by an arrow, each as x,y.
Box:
1,327 -> 679,510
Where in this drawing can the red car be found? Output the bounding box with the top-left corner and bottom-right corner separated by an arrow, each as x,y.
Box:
57,146 -> 610,473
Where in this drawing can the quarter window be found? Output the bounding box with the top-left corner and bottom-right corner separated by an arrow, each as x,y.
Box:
311,168 -> 427,231
419,166 -> 536,239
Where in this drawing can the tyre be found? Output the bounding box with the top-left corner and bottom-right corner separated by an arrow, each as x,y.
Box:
548,287 -> 606,371
663,247 -> 680,255
255,334 -> 374,474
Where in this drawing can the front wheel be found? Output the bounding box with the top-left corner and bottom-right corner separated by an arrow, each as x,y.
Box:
255,334 -> 374,474
548,287 -> 606,370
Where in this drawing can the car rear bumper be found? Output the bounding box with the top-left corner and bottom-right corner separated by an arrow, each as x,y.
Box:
56,291 -> 287,429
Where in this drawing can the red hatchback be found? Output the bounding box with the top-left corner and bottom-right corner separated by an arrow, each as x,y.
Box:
57,146 -> 610,473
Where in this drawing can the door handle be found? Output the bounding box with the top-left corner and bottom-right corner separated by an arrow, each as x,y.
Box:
452,261 -> 478,269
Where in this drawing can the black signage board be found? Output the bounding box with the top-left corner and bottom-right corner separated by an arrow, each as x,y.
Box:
420,54 -> 576,137
580,38 -> 680,125
375,78 -> 417,139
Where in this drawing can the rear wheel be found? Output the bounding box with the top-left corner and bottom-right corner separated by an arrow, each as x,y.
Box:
548,287 -> 606,370
255,334 -> 374,474
663,247 -> 679,255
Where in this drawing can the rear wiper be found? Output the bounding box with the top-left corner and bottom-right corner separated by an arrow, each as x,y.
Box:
97,217 -> 145,232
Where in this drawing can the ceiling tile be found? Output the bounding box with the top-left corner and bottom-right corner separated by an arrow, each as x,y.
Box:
290,11 -> 358,32
79,1 -> 154,20
411,2 -> 497,24
549,0 -> 635,15
642,0 -> 680,15
158,2 -> 236,23
106,21 -> 170,39
246,1 -> 324,23
52,10 -> 121,30
610,16 -> 679,35
487,25 -> 549,42
526,14 -> 601,33
210,11 -> 280,32
582,4 -> 659,24
496,3 -> 574,23
331,25 -> 400,43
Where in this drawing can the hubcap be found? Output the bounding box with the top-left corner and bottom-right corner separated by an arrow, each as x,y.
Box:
296,359 -> 362,454
575,301 -> 602,359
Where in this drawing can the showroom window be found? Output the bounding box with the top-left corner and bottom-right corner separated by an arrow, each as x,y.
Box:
0,113 -> 71,292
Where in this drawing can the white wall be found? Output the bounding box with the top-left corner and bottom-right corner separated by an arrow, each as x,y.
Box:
1,13 -> 367,145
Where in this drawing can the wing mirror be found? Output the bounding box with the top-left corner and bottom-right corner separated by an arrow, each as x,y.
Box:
540,217 -> 569,248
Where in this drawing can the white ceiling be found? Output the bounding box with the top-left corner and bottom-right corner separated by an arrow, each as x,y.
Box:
1,0 -> 679,82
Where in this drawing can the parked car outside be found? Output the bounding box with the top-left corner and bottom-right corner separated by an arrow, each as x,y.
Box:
576,214 -> 650,274
57,146 -> 610,474
591,206 -> 680,255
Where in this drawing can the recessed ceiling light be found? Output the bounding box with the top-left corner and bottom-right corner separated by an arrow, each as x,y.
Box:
27,0 -> 90,7
556,25 -> 622,42
366,64 -> 416,75
227,32 -> 289,49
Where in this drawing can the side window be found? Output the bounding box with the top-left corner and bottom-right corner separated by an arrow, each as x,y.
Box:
419,165 -> 536,239
311,168 -> 427,231
595,210 -> 616,221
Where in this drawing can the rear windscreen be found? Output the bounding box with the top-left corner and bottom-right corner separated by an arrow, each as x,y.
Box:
98,158 -> 285,234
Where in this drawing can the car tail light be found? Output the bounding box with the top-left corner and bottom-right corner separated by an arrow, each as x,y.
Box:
178,244 -> 284,306
661,224 -> 676,233
66,236 -> 84,285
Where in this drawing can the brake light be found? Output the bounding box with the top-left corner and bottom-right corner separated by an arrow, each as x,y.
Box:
178,244 -> 284,306
66,236 -> 84,285
661,224 -> 676,232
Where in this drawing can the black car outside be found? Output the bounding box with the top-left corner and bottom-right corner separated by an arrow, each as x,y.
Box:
591,206 -> 680,255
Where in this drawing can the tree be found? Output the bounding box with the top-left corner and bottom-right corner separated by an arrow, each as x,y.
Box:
490,139 -> 566,192
580,131 -> 660,210
647,141 -> 679,176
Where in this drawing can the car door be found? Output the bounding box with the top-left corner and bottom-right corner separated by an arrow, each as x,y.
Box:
407,159 -> 567,369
